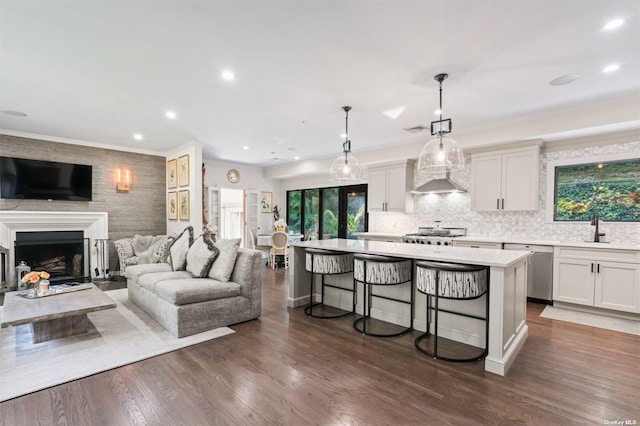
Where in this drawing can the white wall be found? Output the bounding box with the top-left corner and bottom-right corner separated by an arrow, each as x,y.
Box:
203,159 -> 280,232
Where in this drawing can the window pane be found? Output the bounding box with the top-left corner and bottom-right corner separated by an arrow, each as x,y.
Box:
321,188 -> 339,239
347,189 -> 366,237
304,189 -> 320,240
287,191 -> 302,235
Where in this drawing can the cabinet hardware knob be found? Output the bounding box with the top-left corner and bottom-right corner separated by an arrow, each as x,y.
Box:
591,263 -> 594,273
496,199 -> 500,210
502,198 -> 505,209
597,263 -> 600,274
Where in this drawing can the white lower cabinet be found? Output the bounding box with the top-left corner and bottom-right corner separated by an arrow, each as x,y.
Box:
553,247 -> 640,313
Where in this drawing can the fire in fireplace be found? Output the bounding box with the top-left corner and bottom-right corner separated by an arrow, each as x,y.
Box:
14,231 -> 91,284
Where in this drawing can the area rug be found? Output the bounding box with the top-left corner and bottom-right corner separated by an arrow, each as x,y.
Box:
540,305 -> 640,336
0,288 -> 234,402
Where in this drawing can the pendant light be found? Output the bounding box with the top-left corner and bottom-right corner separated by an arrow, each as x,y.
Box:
329,106 -> 366,183
417,73 -> 465,175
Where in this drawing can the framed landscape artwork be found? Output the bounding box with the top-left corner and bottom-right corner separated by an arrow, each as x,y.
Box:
167,159 -> 177,189
260,192 -> 272,213
179,190 -> 190,220
550,156 -> 640,222
178,155 -> 190,187
167,192 -> 178,220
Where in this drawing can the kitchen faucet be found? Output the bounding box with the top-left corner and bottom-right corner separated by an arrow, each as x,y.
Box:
591,212 -> 606,242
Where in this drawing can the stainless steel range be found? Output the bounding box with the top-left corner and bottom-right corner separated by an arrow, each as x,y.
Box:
402,227 -> 466,246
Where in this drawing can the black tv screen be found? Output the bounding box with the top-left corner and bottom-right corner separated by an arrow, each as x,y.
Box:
0,157 -> 92,201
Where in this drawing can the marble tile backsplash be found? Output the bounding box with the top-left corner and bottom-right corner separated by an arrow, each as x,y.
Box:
371,141 -> 640,245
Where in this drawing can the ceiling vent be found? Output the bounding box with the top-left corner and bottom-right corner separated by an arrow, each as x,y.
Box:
403,125 -> 428,133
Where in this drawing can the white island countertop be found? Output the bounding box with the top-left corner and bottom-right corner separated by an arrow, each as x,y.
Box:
292,238 -> 530,268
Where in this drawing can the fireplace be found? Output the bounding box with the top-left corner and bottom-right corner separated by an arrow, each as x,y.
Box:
14,231 -> 91,284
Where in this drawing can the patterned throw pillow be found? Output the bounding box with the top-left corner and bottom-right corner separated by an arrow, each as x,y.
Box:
186,229 -> 220,277
168,226 -> 194,271
208,238 -> 241,282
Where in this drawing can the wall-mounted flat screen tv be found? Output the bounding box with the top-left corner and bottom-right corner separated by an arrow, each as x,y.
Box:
0,157 -> 92,201
554,158 -> 639,222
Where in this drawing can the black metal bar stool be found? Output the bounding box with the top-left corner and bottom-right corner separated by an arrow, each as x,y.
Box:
352,254 -> 413,337
414,260 -> 489,362
304,248 -> 355,318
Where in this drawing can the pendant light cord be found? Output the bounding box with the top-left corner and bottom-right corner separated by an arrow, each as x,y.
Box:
342,106 -> 352,160
438,79 -> 444,150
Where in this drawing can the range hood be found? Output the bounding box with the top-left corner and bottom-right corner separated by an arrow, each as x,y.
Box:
411,172 -> 466,194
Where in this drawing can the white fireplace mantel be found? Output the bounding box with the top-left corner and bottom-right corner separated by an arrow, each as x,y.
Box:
0,211 -> 108,284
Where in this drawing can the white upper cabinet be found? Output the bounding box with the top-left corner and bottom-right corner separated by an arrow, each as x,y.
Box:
471,146 -> 540,211
367,160 -> 414,212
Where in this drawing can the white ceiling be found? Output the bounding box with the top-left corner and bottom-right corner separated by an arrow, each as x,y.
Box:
1,1 -> 639,168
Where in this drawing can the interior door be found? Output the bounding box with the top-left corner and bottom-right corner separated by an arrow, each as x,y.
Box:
245,190 -> 260,248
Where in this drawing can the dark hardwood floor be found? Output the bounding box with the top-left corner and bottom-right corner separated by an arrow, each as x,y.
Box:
1,266 -> 639,425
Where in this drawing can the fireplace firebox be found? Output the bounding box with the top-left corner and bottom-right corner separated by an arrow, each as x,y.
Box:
14,231 -> 91,284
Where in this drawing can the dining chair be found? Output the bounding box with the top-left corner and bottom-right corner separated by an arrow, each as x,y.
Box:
269,231 -> 289,269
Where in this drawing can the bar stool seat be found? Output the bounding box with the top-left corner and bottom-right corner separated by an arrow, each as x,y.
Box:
414,260 -> 489,362
304,248 -> 354,318
352,254 -> 413,337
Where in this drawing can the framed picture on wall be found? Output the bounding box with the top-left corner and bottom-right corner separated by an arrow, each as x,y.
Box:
167,192 -> 178,220
260,191 -> 272,213
167,159 -> 177,189
178,155 -> 190,187
179,190 -> 190,220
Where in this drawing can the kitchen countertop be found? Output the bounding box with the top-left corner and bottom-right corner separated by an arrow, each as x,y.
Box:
455,236 -> 640,251
356,233 -> 640,251
292,238 -> 530,268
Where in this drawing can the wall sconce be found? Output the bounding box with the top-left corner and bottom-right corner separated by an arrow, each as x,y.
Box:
116,168 -> 130,193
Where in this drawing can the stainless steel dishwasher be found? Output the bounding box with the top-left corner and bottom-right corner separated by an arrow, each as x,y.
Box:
503,243 -> 554,304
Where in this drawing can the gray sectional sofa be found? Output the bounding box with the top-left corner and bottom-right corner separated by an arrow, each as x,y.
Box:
125,248 -> 262,337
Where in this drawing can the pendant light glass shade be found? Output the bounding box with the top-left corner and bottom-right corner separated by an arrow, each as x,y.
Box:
417,135 -> 465,174
329,147 -> 367,182
417,73 -> 465,174
329,106 -> 367,183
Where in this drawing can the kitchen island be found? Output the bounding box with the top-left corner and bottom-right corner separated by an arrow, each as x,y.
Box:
289,238 -> 531,376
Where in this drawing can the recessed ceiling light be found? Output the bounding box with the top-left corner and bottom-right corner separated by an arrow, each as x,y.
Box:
242,146 -> 249,150
294,156 -> 300,160
603,18 -> 625,31
602,64 -> 620,73
133,133 -> 143,141
1,110 -> 27,117
165,111 -> 177,119
549,74 -> 579,86
221,70 -> 235,81
434,109 -> 442,115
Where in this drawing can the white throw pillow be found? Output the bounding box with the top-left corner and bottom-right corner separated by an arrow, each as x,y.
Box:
186,229 -> 220,277
168,226 -> 194,271
208,238 -> 241,282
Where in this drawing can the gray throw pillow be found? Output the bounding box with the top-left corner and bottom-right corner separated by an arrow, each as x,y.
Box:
186,229 -> 220,278
168,226 -> 194,271
208,238 -> 241,282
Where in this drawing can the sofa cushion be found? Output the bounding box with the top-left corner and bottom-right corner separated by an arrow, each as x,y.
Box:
186,229 -> 220,277
138,270 -> 194,293
125,262 -> 173,282
208,238 -> 241,282
154,235 -> 175,263
168,226 -> 194,271
154,278 -> 241,305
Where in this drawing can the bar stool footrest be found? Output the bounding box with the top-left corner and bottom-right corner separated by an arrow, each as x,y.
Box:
353,316 -> 412,337
414,332 -> 487,362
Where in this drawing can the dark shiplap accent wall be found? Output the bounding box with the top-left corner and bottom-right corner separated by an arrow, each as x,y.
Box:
0,134 -> 166,273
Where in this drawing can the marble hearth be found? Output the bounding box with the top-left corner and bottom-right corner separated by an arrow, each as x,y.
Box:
0,211 -> 108,286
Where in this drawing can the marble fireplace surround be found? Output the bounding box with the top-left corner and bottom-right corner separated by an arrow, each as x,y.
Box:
0,211 -> 108,285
